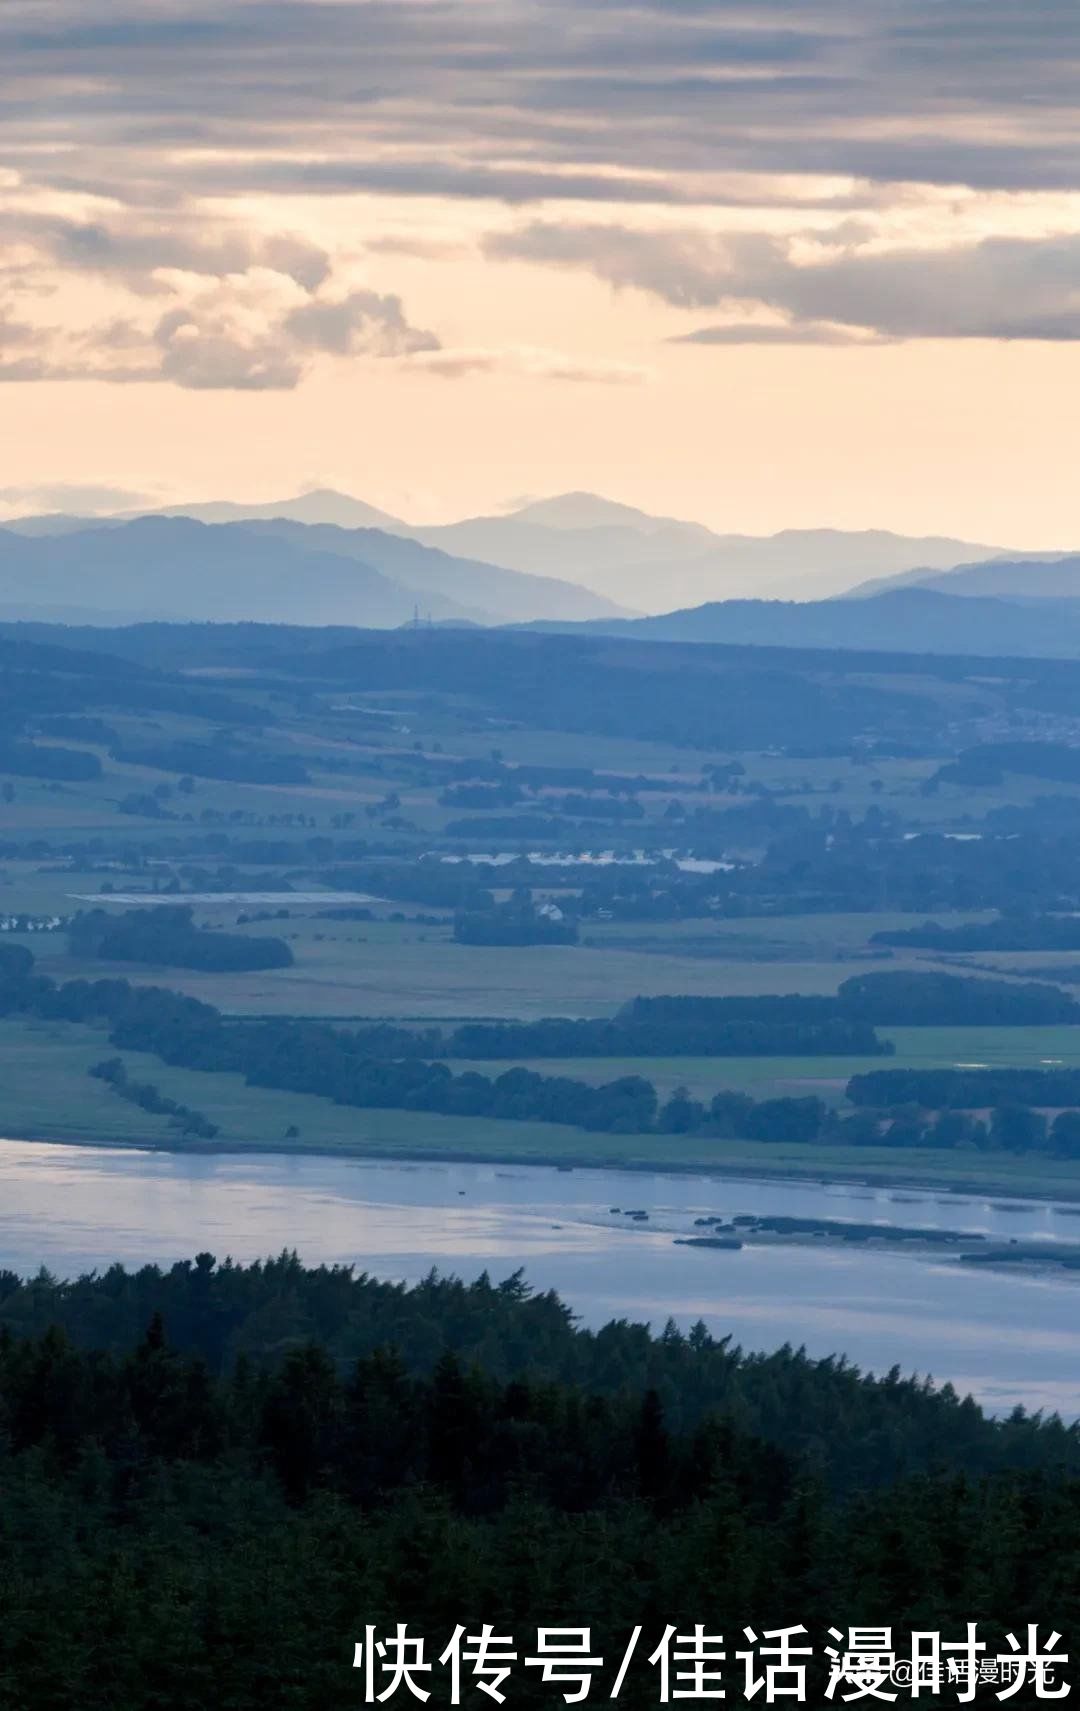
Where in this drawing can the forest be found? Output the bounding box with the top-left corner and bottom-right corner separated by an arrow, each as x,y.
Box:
0,1255 -> 1075,1707
68,905 -> 294,973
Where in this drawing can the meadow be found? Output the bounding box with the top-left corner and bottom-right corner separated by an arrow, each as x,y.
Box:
18,901 -> 1005,1023
48,915 -> 868,1018
6,1014 -> 1080,1199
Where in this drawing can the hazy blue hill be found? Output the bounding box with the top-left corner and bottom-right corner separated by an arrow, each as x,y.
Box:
848,553 -> 1080,601
53,619 -> 934,750
234,519 -> 629,623
2,514 -> 119,539
411,494 -> 1015,608
545,586 -> 1080,658
0,515 -> 627,628
1,486 -> 1034,615
0,517 -> 476,628
24,612 -> 1080,763
144,487 -> 405,531
504,490 -> 716,538
6,489 -> 406,536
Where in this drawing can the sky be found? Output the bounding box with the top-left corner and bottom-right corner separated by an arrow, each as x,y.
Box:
1,0 -> 1080,543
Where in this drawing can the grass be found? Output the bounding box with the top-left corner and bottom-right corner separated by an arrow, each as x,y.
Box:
30,898 -> 971,1025
581,910 -> 992,958
6,1016 -> 1080,1199
944,951 -> 1080,991
450,1027 -> 1080,1106
882,1024 -> 1080,1068
8,892 -> 1058,1028
45,917 -> 857,1020
447,1055 -> 860,1105
0,1015 -> 639,1160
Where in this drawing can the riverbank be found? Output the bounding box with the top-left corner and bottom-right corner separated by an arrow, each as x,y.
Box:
6,1118 -> 1080,1207
6,1016 -> 1080,1204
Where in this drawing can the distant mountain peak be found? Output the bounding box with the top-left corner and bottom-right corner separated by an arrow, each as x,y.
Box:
409,502 -> 1021,610
504,491 -> 709,536
0,513 -> 628,630
141,488 -> 406,532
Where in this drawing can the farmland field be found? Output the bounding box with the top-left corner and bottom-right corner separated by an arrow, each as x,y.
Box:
6,1014 -> 1080,1198
448,1026 -> 1080,1103
48,923 -> 859,1018
6,623 -> 1080,1195
16,903 -> 1008,1022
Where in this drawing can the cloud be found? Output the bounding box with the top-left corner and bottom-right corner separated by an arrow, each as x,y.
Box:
229,160 -> 688,206
5,0 -> 1080,390
0,209 -> 332,293
0,201 -> 442,388
152,283 -> 439,388
0,481 -> 156,514
1,259 -> 644,390
0,268 -> 443,390
0,311 -> 59,380
411,345 -> 649,383
673,323 -> 871,346
153,304 -> 305,391
3,0 -> 1080,210
284,290 -> 439,357
486,221 -> 1080,342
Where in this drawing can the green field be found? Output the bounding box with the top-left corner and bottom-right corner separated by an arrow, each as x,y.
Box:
0,1015 -> 656,1161
48,922 -> 858,1019
883,1024 -> 1080,1068
450,1025 -> 1080,1104
6,1015 -> 1080,1199
20,901 -> 1004,1023
447,1054 -> 859,1104
581,909 -> 977,955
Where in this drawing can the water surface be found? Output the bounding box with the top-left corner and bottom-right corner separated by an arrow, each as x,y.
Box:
2,1138 -> 1078,1418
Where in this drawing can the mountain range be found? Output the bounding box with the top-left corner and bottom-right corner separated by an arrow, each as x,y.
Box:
405,494 -> 1016,608
0,513 -> 626,628
543,586 -> 1080,659
1,485 -> 1076,635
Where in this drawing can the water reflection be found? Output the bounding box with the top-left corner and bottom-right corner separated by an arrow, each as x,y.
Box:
2,1139 -> 1079,1418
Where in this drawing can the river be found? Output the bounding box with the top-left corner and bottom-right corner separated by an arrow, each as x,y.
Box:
2,1138 -> 1080,1418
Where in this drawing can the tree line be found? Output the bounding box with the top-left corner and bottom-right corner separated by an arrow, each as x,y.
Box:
68,904 -> 294,973
10,943 -> 1080,1155
338,972 -> 1077,1063
109,737 -> 310,785
623,972 -> 1080,1027
89,1055 -> 219,1139
849,1064 -> 1080,1110
873,912 -> 1080,953
268,1012 -> 884,1063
